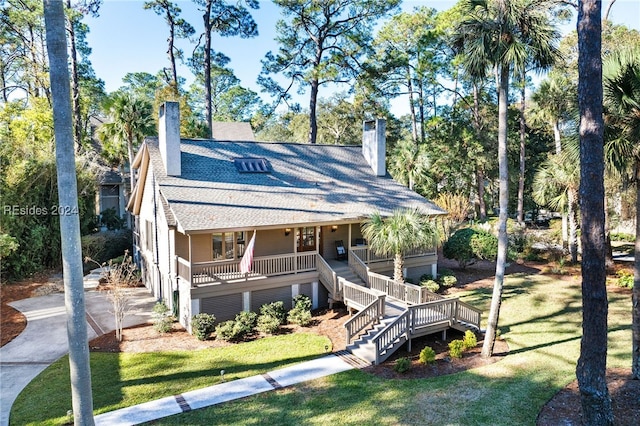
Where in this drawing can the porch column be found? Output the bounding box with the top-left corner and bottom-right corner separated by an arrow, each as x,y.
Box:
312,281 -> 319,310
431,263 -> 438,279
243,291 -> 251,312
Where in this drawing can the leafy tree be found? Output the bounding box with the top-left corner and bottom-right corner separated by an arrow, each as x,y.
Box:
44,1 -> 94,423
575,0 -> 614,423
259,0 -> 400,144
144,0 -> 195,88
192,0 -> 259,137
602,47 -> 640,380
98,92 -> 155,187
387,137 -> 431,192
453,0 -> 560,358
362,208 -> 437,284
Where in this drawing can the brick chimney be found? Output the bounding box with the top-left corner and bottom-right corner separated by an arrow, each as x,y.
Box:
362,118 -> 386,176
158,101 -> 181,176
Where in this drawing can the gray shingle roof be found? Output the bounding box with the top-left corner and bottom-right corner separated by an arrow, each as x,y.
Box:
145,137 -> 445,233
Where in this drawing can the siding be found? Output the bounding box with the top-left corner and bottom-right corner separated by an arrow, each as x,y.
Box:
201,293 -> 243,323
299,283 -> 313,300
251,286 -> 293,312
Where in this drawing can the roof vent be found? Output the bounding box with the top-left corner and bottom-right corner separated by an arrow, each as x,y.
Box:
234,158 -> 271,173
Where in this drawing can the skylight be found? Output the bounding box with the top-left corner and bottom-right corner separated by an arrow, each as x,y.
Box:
234,157 -> 271,173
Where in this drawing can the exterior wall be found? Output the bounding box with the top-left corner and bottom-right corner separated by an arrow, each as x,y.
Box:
175,232 -> 189,259
254,229 -> 293,256
191,234 -> 213,262
321,225 -> 349,260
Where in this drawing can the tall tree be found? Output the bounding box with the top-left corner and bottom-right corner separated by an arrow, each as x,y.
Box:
43,0 -> 94,423
193,0 -> 258,138
453,0 -> 560,358
259,0 -> 400,144
575,0 -> 614,424
144,0 -> 195,88
362,208 -> 437,284
602,47 -> 640,379
98,92 -> 154,188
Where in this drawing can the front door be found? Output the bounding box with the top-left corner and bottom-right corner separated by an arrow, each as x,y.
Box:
297,226 -> 316,252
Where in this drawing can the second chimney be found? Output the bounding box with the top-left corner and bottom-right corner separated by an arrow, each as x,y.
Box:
362,118 -> 386,176
158,101 -> 181,176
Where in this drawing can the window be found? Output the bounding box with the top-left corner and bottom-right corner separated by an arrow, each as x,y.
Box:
297,227 -> 316,252
213,232 -> 245,260
145,220 -> 153,252
234,158 -> 270,173
100,184 -> 121,216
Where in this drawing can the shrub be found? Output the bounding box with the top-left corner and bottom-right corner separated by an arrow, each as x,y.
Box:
288,294 -> 312,326
441,275 -> 457,288
152,302 -> 173,333
394,357 -> 412,373
81,230 -> 132,269
215,311 -> 257,341
449,339 -> 465,359
617,270 -> 634,289
611,232 -> 635,242
419,346 -> 436,364
470,230 -> 498,260
443,228 -> 498,268
463,330 -> 478,350
420,279 -> 440,293
191,313 -> 216,341
257,301 -> 286,335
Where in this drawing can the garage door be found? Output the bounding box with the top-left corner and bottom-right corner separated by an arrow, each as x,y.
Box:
201,293 -> 243,323
251,286 -> 293,312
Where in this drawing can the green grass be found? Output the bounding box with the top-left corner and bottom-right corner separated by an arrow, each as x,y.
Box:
148,273 -> 632,425
12,272 -> 633,425
10,333 -> 330,425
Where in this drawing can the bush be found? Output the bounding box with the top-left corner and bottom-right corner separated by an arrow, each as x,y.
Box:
617,270 -> 634,289
191,313 -> 216,341
288,294 -> 312,326
443,228 -> 498,268
611,232 -> 635,242
81,230 -> 132,268
152,302 -> 173,333
215,311 -> 257,341
470,230 -> 498,260
394,357 -> 412,373
441,275 -> 457,288
420,279 -> 440,293
419,346 -> 436,364
463,330 -> 478,350
449,339 -> 465,359
257,301 -> 286,335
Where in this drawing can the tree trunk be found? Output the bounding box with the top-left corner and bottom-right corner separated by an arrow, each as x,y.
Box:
43,1 -> 95,424
632,158 -> 640,379
477,166 -> 487,221
553,119 -> 562,154
66,0 -> 82,152
203,0 -> 213,138
308,77 -> 319,144
407,70 -> 418,144
517,76 -> 526,225
393,252 -> 404,284
481,65 -> 509,358
166,9 -> 178,87
576,1 -> 613,424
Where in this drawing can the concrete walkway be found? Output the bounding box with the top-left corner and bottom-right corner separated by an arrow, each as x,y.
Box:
0,271 -> 156,426
93,354 -> 355,425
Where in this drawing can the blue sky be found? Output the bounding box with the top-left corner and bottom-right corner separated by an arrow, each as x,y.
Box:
85,0 -> 640,116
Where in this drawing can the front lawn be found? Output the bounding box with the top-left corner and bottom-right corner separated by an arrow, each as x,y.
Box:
10,333 -> 330,425
149,272 -> 632,425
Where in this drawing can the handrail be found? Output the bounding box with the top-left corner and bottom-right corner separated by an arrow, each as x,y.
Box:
344,297 -> 384,344
367,271 -> 424,305
372,310 -> 410,365
454,299 -> 482,330
348,249 -> 370,285
316,254 -> 338,298
342,279 -> 385,314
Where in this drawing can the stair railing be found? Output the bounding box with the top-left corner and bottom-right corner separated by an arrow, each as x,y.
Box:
372,311 -> 410,365
316,254 -> 338,299
347,249 -> 370,285
344,294 -> 386,344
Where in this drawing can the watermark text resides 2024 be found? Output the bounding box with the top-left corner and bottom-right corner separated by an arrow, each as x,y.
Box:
2,205 -> 79,216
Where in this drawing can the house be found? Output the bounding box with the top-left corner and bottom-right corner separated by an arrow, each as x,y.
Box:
127,101 -> 447,333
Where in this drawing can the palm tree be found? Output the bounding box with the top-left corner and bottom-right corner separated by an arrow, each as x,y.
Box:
361,208 -> 437,284
99,92 -> 155,189
43,1 -> 94,423
453,0 -> 560,358
387,138 -> 431,192
532,145 -> 580,263
603,47 -> 640,380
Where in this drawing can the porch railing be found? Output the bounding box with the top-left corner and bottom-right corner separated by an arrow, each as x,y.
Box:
317,254 -> 338,298
179,251 -> 317,285
344,295 -> 386,344
349,244 -> 436,265
342,279 -> 385,313
348,249 -> 370,285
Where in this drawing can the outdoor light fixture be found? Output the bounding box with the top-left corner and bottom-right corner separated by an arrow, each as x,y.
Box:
331,225 -> 338,232
284,228 -> 291,236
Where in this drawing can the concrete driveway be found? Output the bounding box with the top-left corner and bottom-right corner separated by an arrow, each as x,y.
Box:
0,272 -> 156,426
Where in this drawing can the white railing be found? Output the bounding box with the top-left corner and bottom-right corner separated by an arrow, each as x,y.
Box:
367,271 -> 424,305
342,279 -> 385,313
317,254 -> 338,297
344,297 -> 385,344
348,249 -> 370,284
373,311 -> 410,365
453,300 -> 482,330
410,299 -> 455,331
186,251 -> 317,285
349,244 -> 436,265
